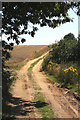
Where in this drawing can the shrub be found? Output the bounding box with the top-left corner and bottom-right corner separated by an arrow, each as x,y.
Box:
57,66 -> 78,88
42,55 -> 51,70
51,33 -> 78,63
43,60 -> 60,76
42,33 -> 79,92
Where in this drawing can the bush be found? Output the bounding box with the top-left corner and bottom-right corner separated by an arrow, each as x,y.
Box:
42,55 -> 51,70
42,33 -> 79,92
51,33 -> 78,63
57,66 -> 78,88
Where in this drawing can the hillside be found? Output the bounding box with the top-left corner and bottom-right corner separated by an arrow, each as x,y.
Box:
5,45 -> 50,69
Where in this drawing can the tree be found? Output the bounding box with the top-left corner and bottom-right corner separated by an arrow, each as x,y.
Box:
64,33 -> 75,40
2,2 -> 80,45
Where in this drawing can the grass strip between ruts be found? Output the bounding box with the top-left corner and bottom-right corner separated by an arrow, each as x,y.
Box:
27,58 -> 54,118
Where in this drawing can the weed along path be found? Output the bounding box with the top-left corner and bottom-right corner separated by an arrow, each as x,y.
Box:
32,59 -> 79,118
9,51 -> 49,119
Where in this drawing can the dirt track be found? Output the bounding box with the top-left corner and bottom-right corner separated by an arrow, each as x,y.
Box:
10,52 -> 79,118
9,52 -> 48,118
32,59 -> 79,118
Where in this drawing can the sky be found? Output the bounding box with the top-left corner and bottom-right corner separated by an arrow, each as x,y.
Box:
2,8 -> 79,45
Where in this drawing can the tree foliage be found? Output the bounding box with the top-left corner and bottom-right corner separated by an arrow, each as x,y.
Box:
52,33 -> 78,62
42,32 -> 78,70
2,2 -> 80,45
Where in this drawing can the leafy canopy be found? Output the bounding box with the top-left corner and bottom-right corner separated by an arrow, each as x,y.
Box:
2,2 -> 80,45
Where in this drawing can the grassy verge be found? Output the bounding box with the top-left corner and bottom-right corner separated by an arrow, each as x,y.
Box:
27,58 -> 42,80
27,57 -> 54,118
44,71 -> 57,83
33,92 -> 54,118
42,62 -> 79,94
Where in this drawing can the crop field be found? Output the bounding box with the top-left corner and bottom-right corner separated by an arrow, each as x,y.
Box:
5,45 -> 50,69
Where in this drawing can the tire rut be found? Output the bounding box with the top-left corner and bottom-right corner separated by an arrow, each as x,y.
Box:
9,51 -> 49,119
32,59 -> 79,118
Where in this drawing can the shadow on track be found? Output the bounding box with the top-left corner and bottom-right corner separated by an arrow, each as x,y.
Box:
2,95 -> 48,119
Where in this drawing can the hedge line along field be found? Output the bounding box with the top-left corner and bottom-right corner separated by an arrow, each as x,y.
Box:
5,45 -> 50,70
42,33 -> 79,95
